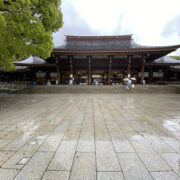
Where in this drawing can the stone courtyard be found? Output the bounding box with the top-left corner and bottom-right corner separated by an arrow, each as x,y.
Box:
0,91 -> 180,179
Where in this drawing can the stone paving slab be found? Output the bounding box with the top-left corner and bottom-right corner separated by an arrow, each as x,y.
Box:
141,133 -> 175,153
48,140 -> 77,171
118,153 -> 152,180
0,139 -> 12,149
38,135 -> 63,152
69,152 -> 96,180
162,138 -> 180,153
77,140 -> 95,152
96,141 -> 121,171
97,172 -> 124,180
150,171 -> 180,180
19,138 -> 45,153
161,153 -> 180,176
0,93 -> 180,179
3,135 -> 32,151
42,171 -> 70,180
0,169 -> 19,180
14,151 -> 54,180
2,151 -> 33,169
0,151 -> 15,166
131,141 -> 171,171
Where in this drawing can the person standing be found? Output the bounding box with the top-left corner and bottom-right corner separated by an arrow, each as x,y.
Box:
124,81 -> 128,90
131,82 -> 135,90
127,78 -> 132,90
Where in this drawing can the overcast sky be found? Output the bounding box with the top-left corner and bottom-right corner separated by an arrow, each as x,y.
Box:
53,0 -> 180,55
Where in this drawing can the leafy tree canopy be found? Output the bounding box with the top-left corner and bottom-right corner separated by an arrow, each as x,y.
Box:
0,0 -> 63,71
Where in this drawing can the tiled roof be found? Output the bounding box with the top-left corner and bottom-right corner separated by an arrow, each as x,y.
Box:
14,56 -> 45,65
154,56 -> 180,63
54,35 -> 180,51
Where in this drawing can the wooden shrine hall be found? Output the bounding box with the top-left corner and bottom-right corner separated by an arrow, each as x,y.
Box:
2,35 -> 180,85
50,35 -> 180,85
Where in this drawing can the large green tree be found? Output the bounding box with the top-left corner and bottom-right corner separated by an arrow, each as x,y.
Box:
0,0 -> 63,70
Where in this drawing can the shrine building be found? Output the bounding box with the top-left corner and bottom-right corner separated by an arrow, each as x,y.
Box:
1,35 -> 180,85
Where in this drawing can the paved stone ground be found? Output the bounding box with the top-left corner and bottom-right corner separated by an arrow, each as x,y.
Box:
0,93 -> 180,180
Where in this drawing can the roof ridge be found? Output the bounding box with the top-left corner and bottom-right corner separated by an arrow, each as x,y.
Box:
65,35 -> 133,40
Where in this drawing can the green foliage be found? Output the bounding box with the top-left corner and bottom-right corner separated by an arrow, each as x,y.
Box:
0,0 -> 63,71
170,56 -> 180,60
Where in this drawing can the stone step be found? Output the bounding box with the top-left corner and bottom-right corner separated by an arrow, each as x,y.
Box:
12,85 -> 180,94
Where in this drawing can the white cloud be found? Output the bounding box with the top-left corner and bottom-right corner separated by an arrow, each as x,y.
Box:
53,0 -> 180,54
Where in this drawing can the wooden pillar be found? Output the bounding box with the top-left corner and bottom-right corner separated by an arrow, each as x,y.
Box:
70,56 -> 73,75
149,67 -> 153,83
108,56 -> 112,85
31,68 -> 35,81
127,56 -> 132,76
46,70 -> 50,82
141,57 -> 146,84
55,56 -> 60,84
88,56 -> 92,85
69,56 -> 73,85
56,62 -> 60,84
34,68 -> 37,81
163,68 -> 166,81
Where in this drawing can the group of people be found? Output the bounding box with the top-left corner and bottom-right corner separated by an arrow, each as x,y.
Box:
124,77 -> 135,91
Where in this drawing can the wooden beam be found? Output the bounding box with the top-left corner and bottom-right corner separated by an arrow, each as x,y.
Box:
145,62 -> 180,66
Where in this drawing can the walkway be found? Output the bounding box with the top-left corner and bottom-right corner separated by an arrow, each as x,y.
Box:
0,93 -> 179,179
